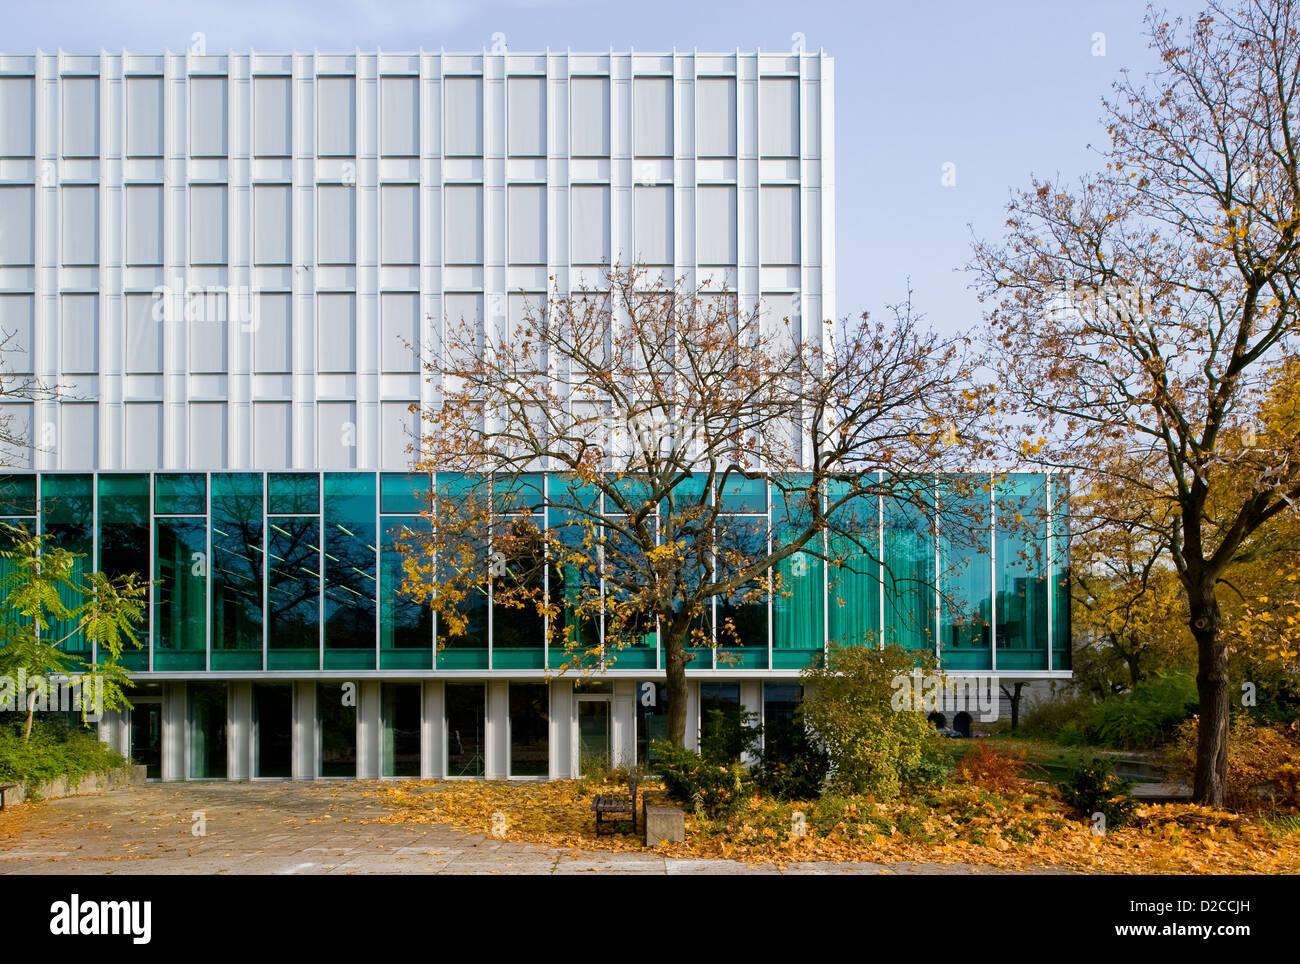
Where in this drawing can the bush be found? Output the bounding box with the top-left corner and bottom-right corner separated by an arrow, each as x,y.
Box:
1060,758 -> 1138,829
1090,673 -> 1198,749
0,717 -> 129,788
651,740 -> 747,818
1165,716 -> 1300,813
955,740 -> 1030,793
799,644 -> 950,799
755,718 -> 829,801
1019,690 -> 1096,741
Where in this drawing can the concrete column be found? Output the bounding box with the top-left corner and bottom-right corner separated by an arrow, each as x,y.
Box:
162,681 -> 186,781
357,680 -> 381,778
228,681 -> 252,780
293,681 -> 317,779
549,678 -> 574,779
486,680 -> 509,779
98,707 -> 129,757
422,680 -> 444,779
612,680 -> 636,770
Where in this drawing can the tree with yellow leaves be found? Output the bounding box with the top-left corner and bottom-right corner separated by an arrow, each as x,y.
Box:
972,0 -> 1300,805
401,265 -> 991,747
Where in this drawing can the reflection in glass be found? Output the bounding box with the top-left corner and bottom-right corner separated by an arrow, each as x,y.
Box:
318,681 -> 356,777
508,682 -> 548,776
445,682 -> 485,777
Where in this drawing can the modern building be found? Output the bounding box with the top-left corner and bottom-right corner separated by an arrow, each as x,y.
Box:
0,48 -> 1068,781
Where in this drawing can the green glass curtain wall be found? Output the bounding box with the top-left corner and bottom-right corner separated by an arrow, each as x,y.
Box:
828,483 -> 882,651
39,474 -> 93,660
379,516 -> 433,669
938,476 -> 992,670
881,482 -> 935,652
323,473 -> 377,670
154,517 -> 207,671
267,516 -> 320,670
211,473 -> 263,670
773,477 -> 824,669
995,474 -> 1049,670
97,474 -> 150,670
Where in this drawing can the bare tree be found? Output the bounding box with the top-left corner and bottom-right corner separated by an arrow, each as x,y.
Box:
971,0 -> 1300,804
401,265 -> 991,747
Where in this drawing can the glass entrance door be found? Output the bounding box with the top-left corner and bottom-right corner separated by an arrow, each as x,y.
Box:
130,700 -> 162,780
577,697 -> 612,776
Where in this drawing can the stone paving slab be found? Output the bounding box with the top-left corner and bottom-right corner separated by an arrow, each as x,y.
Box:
0,782 -> 1072,875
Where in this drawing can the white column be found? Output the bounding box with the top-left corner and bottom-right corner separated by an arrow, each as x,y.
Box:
293,681 -> 317,779
612,679 -> 636,769
740,680 -> 762,767
228,681 -> 252,779
357,679 -> 381,778
486,680 -> 509,779
422,680 -> 444,779
549,678 -> 574,779
162,681 -> 186,781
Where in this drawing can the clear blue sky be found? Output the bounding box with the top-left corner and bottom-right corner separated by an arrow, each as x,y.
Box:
8,0 -> 1209,332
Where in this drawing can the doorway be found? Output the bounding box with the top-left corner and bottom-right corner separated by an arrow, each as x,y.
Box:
576,695 -> 612,776
130,699 -> 162,780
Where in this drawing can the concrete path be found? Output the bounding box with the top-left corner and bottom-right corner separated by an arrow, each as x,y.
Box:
0,782 -> 1064,875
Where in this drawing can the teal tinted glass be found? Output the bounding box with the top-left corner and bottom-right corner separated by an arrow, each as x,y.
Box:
882,479 -> 935,651
98,474 -> 150,524
380,473 -> 431,515
268,473 -> 319,514
154,517 -> 207,670
0,474 -> 36,516
938,475 -> 992,669
995,474 -> 1048,670
155,473 -> 207,514
211,473 -> 264,664
323,473 -> 376,667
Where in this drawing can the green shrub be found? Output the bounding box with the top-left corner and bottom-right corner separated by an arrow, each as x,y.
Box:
1091,673 -> 1198,749
1060,758 -> 1138,829
0,717 -> 128,788
651,740 -> 747,818
1019,690 -> 1096,742
798,644 -> 950,799
755,718 -> 829,801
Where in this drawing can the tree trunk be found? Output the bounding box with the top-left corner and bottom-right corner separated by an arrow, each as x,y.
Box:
1188,583 -> 1230,807
663,617 -> 691,748
24,689 -> 37,742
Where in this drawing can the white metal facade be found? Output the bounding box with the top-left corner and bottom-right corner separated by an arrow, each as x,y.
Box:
0,49 -> 835,474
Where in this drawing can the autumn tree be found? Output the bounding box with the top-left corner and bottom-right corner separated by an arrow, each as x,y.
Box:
971,0 -> 1300,804
402,265 -> 990,748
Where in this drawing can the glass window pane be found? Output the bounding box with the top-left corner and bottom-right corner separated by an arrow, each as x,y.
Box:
126,185 -> 164,266
1052,474 -> 1071,671
507,76 -> 545,157
267,515 -> 320,669
570,77 -> 609,157
380,472 -> 430,515
507,184 -> 546,265
0,76 -> 35,157
508,682 -> 549,777
155,473 -> 206,514
882,481 -> 936,651
322,473 -> 376,668
381,682 -> 421,777
125,76 -> 163,157
380,184 -> 419,265
211,473 -> 264,668
253,683 -> 292,777
62,77 -> 99,158
760,77 -> 798,157
995,474 -> 1048,670
445,682 -> 485,777
254,76 -> 292,157
255,184 -> 292,265
0,186 -> 34,266
318,681 -> 357,777
154,517 -> 207,670
317,185 -> 355,264
188,682 -> 227,779
268,473 -> 318,514
317,76 -> 356,156
444,76 -> 483,156
41,474 -> 93,657
380,76 -> 419,156
939,476 -> 992,670
189,76 -> 228,156
60,294 -> 98,374
633,76 -> 672,157
380,515 -> 433,668
696,77 -> 735,157
570,185 -> 610,264
61,186 -> 99,266
189,185 -> 229,265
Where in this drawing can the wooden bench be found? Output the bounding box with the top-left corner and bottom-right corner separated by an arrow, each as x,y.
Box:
0,783 -> 16,812
591,773 -> 639,837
